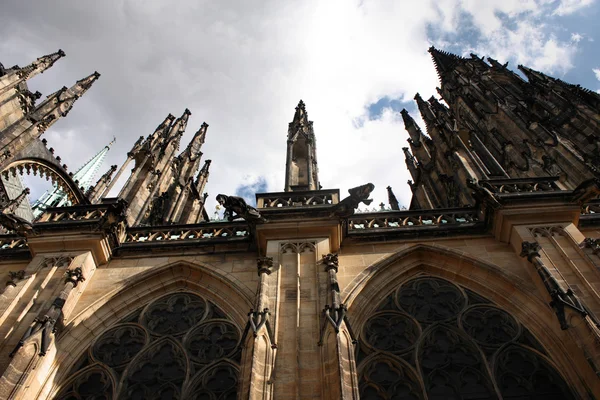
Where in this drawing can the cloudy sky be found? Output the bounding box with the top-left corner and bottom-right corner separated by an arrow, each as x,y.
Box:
1,0 -> 599,214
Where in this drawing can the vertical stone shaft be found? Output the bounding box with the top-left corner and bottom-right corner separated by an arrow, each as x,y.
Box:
101,156 -> 132,198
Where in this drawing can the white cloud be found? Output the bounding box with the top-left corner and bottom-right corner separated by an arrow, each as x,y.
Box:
594,68 -> 600,81
553,0 -> 595,15
0,0 -> 592,212
571,32 -> 584,42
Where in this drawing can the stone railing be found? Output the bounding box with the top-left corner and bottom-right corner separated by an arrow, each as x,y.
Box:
348,208 -> 479,232
0,234 -> 30,260
36,207 -> 108,223
123,222 -> 251,244
582,199 -> 600,215
0,235 -> 28,250
256,189 -> 339,209
580,199 -> 600,227
480,176 -> 560,194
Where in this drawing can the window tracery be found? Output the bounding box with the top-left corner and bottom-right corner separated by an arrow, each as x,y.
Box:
358,276 -> 576,400
56,292 -> 241,400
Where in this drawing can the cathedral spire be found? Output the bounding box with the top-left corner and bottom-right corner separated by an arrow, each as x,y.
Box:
0,71 -> 100,158
0,50 -> 65,92
17,49 -> 66,80
32,137 -> 111,217
182,122 -> 208,160
285,100 -> 320,191
429,46 -> 463,78
401,108 -> 424,145
414,93 -> 436,131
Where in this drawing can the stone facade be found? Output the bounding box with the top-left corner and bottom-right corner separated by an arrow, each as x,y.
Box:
0,48 -> 598,399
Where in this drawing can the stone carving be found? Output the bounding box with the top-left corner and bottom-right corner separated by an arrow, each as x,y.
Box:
322,253 -> 339,272
142,293 -> 206,336
397,277 -> 466,323
357,275 -> 576,399
63,292 -> 241,398
247,308 -> 270,337
0,188 -> 34,235
256,256 -> 274,275
363,311 -> 420,354
571,177 -> 600,205
147,191 -> 169,226
6,270 -> 27,287
332,183 -> 375,218
216,194 -> 266,223
520,241 -> 587,329
359,358 -> 423,400
185,320 -> 239,364
466,178 -> 501,209
92,324 -> 148,368
65,267 -> 85,287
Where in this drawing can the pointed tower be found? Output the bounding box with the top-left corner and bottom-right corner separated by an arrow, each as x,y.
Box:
284,100 -> 320,192
31,137 -> 113,218
0,49 -> 66,95
0,71 -> 100,161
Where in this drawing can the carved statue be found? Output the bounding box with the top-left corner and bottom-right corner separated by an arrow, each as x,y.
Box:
216,194 -> 266,223
332,183 -> 375,218
147,192 -> 169,226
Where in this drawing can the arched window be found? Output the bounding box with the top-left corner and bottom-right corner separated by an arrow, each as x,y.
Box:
357,277 -> 576,400
56,292 -> 241,399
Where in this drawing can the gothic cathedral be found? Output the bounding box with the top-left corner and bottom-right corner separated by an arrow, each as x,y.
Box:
0,47 -> 599,399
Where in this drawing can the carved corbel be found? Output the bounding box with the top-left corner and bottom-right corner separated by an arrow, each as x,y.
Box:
520,241 -> 587,330
6,270 -> 27,287
257,256 -> 274,276
65,267 -> 85,287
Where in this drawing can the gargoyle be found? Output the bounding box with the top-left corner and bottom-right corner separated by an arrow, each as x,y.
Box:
216,194 -> 266,223
466,179 -> 501,209
571,178 -> 600,205
332,183 -> 375,218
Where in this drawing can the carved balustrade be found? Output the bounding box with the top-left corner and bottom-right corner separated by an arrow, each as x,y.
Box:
348,208 -> 479,232
255,189 -> 339,209
123,222 -> 250,244
0,235 -> 28,250
479,176 -> 561,194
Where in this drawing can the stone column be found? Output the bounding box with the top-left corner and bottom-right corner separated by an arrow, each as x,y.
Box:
520,241 -> 600,372
101,156 -> 132,198
0,254 -> 94,400
319,253 -> 359,400
240,256 -> 276,400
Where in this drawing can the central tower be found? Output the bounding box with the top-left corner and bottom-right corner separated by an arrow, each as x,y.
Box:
284,100 -> 320,191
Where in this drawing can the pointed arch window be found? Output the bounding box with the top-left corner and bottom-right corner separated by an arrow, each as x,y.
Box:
55,292 -> 241,400
357,276 -> 576,400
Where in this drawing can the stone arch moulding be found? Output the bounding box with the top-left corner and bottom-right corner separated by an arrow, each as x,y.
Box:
342,243 -> 597,399
2,157 -> 87,204
39,260 -> 255,400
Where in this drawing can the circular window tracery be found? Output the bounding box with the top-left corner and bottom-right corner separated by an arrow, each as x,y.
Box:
363,311 -> 420,354
358,276 -> 576,400
55,292 -> 241,400
396,277 -> 466,323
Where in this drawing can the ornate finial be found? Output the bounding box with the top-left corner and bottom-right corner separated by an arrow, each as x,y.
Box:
257,257 -> 274,276
322,253 -> 339,272
107,136 -> 116,148
387,186 -> 400,210
520,241 -> 541,262
65,267 -> 85,287
1,188 -> 31,214
296,99 -> 306,110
